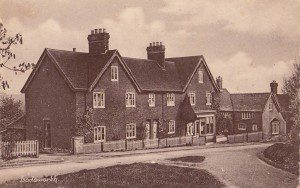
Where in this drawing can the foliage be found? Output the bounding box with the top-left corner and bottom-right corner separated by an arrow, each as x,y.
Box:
282,61 -> 300,143
0,96 -> 24,130
75,107 -> 94,143
0,22 -> 34,89
212,92 -> 233,135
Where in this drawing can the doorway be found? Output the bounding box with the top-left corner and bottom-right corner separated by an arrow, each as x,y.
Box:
44,119 -> 51,148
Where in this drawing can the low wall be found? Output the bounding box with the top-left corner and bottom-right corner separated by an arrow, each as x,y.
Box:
228,132 -> 263,143
103,140 -> 126,152
72,135 -> 209,154
126,140 -> 143,150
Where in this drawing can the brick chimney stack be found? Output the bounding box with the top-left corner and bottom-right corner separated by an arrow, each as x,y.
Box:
270,80 -> 278,94
216,76 -> 223,89
146,42 -> 165,67
87,28 -> 110,54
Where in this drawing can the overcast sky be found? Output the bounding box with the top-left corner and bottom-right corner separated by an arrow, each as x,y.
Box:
0,0 -> 299,94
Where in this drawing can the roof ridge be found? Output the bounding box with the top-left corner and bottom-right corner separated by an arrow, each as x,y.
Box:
230,92 -> 270,95
166,55 -> 203,59
46,48 -> 87,54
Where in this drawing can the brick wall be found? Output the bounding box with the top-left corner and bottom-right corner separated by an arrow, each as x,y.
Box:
25,55 -> 76,149
232,111 -> 263,134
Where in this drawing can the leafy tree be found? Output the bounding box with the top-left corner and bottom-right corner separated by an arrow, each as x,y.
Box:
0,22 -> 34,89
212,92 -> 233,135
0,96 -> 23,129
282,61 -> 300,144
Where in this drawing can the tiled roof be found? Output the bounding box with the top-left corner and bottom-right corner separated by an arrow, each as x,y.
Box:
219,89 -> 233,111
47,49 -> 116,89
23,48 -> 217,93
276,94 -> 290,112
230,93 -> 270,111
123,57 -> 190,92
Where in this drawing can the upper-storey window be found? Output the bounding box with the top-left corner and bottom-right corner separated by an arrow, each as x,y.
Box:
198,69 -> 203,83
242,112 -> 254,119
188,92 -> 196,106
93,92 -> 105,108
111,66 -> 118,81
167,93 -> 175,106
125,92 -> 136,107
206,92 -> 212,106
269,102 -> 273,111
148,93 -> 155,107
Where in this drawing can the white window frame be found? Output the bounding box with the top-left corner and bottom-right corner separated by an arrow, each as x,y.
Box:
168,120 -> 175,134
206,116 -> 214,134
187,123 -> 194,136
188,92 -> 196,106
198,69 -> 203,83
252,124 -> 258,132
242,112 -> 254,119
148,93 -> 155,107
167,93 -> 175,106
111,66 -> 118,81
125,92 -> 136,107
126,123 -> 136,139
93,91 -> 105,108
238,123 -> 246,130
272,121 -> 280,135
94,126 -> 106,143
206,92 -> 212,106
269,102 -> 273,111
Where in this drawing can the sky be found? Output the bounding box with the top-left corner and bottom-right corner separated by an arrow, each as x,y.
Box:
0,0 -> 299,94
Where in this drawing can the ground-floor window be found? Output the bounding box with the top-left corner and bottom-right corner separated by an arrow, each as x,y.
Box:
168,120 -> 175,134
271,121 -> 280,135
126,123 -> 136,139
238,123 -> 246,131
94,126 -> 106,142
206,116 -> 214,134
252,124 -> 258,132
187,123 -> 194,136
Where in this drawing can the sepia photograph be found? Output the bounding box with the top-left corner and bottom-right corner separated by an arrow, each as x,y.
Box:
0,0 -> 299,187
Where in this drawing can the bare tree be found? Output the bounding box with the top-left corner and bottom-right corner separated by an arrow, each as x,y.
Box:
0,22 -> 34,89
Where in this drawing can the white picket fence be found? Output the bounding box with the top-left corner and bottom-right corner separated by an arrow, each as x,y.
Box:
1,140 -> 39,158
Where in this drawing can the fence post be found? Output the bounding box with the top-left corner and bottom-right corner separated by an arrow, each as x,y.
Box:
36,140 -> 39,158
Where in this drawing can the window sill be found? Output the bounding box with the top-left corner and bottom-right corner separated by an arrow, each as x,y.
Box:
93,106 -> 105,109
111,79 -> 118,82
272,133 -> 279,135
94,140 -> 105,143
126,106 -> 136,108
126,137 -> 137,139
167,105 -> 175,107
168,132 -> 175,134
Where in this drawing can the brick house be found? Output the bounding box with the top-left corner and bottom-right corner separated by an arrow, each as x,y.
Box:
21,28 -> 220,149
218,78 -> 288,139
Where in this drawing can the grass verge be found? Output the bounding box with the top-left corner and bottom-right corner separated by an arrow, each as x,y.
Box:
169,156 -> 205,163
260,143 -> 299,175
1,163 -> 225,188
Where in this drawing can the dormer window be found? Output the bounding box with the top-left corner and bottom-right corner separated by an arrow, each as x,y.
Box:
188,92 -> 196,106
111,66 -> 118,81
167,93 -> 175,106
198,69 -> 203,83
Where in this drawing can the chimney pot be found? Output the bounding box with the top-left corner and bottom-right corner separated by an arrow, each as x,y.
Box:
103,28 -> 106,33
73,48 -> 76,52
88,27 -> 110,54
160,42 -> 162,45
150,43 -> 152,47
156,42 -> 159,46
270,80 -> 278,94
146,41 -> 166,67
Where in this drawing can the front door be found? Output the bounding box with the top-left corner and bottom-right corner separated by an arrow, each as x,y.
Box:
195,120 -> 200,135
44,120 -> 51,148
200,118 -> 206,135
151,120 -> 158,139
